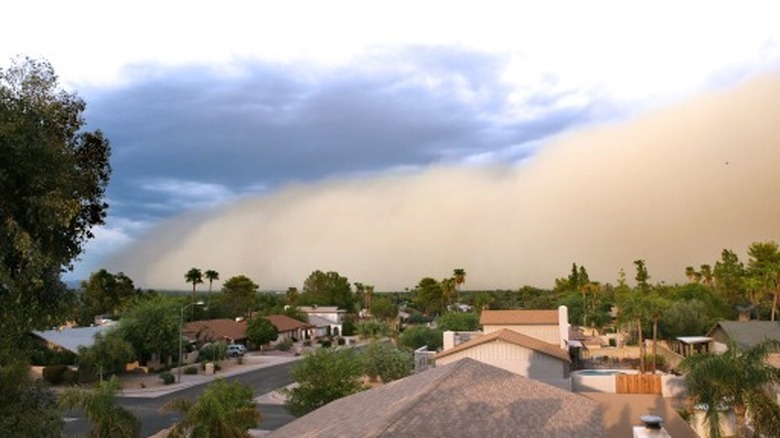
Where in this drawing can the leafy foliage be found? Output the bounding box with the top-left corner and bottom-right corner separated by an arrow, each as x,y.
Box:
117,295 -> 180,364
0,362 -> 64,438
370,295 -> 398,321
680,340 -> 780,438
300,270 -> 356,313
436,312 -> 480,332
283,347 -> 365,417
399,325 -> 443,351
60,375 -> 140,438
77,329 -> 135,380
78,270 -> 140,325
219,275 -> 259,318
363,342 -> 412,383
163,379 -> 260,438
0,57 -> 111,363
412,277 -> 444,315
246,316 -> 279,349
356,319 -> 392,340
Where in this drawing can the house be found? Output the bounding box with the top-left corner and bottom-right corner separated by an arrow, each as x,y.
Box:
480,306 -> 569,347
435,329 -> 572,389
307,314 -> 337,338
706,320 -> 780,366
32,325 -> 113,354
184,319 -> 248,345
297,306 -> 345,336
265,314 -> 315,343
266,358 -> 605,437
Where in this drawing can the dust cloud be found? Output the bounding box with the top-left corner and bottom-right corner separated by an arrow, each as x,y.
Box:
107,74 -> 780,290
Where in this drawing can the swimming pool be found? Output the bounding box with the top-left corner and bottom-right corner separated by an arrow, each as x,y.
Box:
575,369 -> 625,376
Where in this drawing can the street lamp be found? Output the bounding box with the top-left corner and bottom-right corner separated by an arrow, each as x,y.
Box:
178,300 -> 205,383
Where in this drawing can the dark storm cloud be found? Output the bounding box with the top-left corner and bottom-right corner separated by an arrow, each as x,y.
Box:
81,47 -> 600,223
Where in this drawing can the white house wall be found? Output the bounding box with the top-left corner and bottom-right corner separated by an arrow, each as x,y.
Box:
436,339 -> 566,381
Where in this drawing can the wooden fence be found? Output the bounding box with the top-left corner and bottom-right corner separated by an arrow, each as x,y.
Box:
616,373 -> 662,394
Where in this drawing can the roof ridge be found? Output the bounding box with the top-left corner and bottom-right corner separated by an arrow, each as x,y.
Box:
376,359 -> 468,437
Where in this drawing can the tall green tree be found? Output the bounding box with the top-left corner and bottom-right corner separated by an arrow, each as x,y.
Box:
413,277 -> 444,315
300,270 -> 355,312
370,295 -> 398,322
77,329 -> 135,381
680,340 -> 780,438
246,316 -> 278,350
60,376 -> 140,438
163,379 -> 260,438
283,348 -> 365,417
185,268 -> 204,318
220,275 -> 259,318
714,249 -> 747,311
79,270 -> 139,325
747,241 -> 780,321
117,295 -> 180,365
0,57 -> 111,364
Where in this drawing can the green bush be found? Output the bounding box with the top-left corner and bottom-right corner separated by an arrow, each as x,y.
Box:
319,339 -> 332,348
160,371 -> 175,385
184,366 -> 198,375
337,337 -> 346,346
42,364 -> 69,385
62,368 -> 80,385
199,341 -> 228,362
277,338 -> 294,351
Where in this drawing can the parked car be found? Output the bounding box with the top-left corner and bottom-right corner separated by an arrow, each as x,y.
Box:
226,344 -> 247,357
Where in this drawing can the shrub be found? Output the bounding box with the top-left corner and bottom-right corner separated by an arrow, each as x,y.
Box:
319,339 -> 332,348
42,364 -> 69,385
199,341 -> 228,362
277,338 -> 294,351
184,366 -> 198,375
159,372 -> 175,385
62,368 -> 80,385
303,339 -> 312,347
337,337 -> 346,346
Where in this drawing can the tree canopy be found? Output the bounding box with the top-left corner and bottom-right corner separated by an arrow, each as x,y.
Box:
300,270 -> 355,312
0,57 -> 111,363
246,316 -> 278,349
283,347 -> 365,417
220,275 -> 259,318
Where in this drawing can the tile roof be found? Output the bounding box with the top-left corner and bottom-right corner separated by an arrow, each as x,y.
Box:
184,319 -> 247,342
266,358 -> 604,437
265,314 -> 315,333
708,320 -> 780,350
434,329 -> 571,363
480,309 -> 560,325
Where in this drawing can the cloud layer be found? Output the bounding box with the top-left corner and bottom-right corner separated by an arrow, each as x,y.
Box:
107,74 -> 780,290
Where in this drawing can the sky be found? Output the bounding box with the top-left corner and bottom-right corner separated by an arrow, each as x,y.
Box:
3,1 -> 780,290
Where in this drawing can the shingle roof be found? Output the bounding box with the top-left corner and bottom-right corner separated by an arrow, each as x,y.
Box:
708,320 -> 780,350
265,314 -> 315,333
266,358 -> 604,438
434,329 -> 571,363
480,309 -> 560,325
307,314 -> 335,327
184,319 -> 247,342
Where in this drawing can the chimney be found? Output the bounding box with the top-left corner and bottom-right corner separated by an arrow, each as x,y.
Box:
558,305 -> 569,349
443,331 -> 456,351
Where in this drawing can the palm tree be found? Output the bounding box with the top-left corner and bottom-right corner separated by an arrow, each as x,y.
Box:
453,268 -> 466,303
441,278 -> 456,311
163,378 -> 260,438
680,339 -> 780,438
185,268 -> 203,319
59,375 -> 140,438
364,285 -> 374,315
204,269 -> 219,308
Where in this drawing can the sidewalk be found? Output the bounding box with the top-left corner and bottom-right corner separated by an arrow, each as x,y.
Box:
119,352 -> 302,399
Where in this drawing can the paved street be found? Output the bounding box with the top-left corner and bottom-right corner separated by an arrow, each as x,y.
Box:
63,360 -> 297,437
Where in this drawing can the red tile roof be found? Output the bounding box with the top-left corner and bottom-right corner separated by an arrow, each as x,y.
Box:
184,319 -> 247,342
479,309 -> 559,325
265,314 -> 315,333
435,329 -> 570,362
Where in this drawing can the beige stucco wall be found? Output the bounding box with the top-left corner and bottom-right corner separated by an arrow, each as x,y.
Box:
436,339 -> 566,380
483,324 -> 560,345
